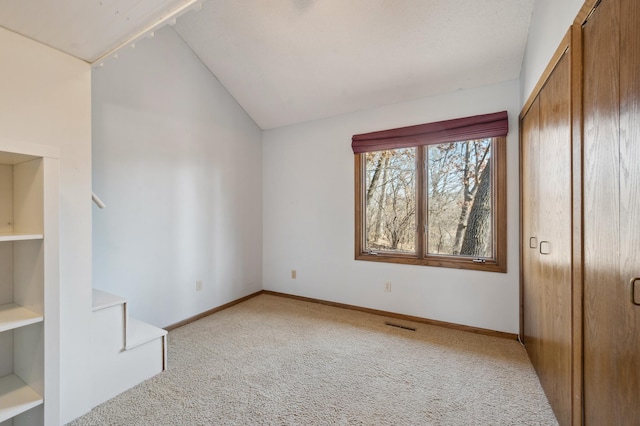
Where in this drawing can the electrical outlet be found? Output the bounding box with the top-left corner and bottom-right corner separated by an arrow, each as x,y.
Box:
385,282 -> 392,292
291,270 -> 297,279
196,280 -> 203,291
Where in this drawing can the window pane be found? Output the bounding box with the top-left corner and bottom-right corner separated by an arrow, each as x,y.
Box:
427,139 -> 492,257
364,148 -> 416,253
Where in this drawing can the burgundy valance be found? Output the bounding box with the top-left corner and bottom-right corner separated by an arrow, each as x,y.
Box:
351,111 -> 509,154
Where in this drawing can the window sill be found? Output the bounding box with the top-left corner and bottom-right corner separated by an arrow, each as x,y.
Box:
355,253 -> 506,273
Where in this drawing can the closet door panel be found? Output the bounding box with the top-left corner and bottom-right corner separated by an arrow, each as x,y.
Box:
537,52 -> 572,426
521,49 -> 573,426
522,97 -> 541,367
616,0 -> 640,422
583,0 -> 623,423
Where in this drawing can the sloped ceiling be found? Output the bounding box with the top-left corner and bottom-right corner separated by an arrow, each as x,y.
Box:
0,0 -> 535,129
0,0 -> 198,63
175,0 -> 535,129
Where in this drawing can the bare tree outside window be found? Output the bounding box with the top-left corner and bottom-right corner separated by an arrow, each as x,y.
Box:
364,148 -> 416,253
427,139 -> 492,257
356,137 -> 504,272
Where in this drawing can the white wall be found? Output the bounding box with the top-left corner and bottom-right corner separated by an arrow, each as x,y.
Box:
0,27 -> 93,424
263,80 -> 521,334
520,0 -> 585,104
92,27 -> 263,328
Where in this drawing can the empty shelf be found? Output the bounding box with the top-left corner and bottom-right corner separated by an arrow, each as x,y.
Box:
0,374 -> 43,423
0,304 -> 43,333
0,233 -> 43,242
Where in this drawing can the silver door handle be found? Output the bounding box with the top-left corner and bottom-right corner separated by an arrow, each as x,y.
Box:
539,241 -> 551,255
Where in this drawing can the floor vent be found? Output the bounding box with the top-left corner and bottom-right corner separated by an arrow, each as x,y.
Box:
385,321 -> 416,331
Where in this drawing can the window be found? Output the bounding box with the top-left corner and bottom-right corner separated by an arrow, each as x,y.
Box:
353,112 -> 507,272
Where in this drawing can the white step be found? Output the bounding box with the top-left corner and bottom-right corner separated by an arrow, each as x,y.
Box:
92,289 -> 127,312
126,318 -> 167,350
90,289 -> 168,407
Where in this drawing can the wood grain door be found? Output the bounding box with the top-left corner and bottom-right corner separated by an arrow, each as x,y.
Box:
583,0 -> 640,423
521,96 -> 541,369
538,51 -> 573,426
522,50 -> 573,426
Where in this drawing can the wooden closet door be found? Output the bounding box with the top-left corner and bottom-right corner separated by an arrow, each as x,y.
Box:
521,50 -> 572,426
521,96 -> 541,366
583,0 -> 640,423
537,52 -> 572,426
618,0 -> 640,420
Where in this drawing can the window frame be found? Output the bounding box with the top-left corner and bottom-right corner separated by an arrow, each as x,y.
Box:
354,136 -> 507,273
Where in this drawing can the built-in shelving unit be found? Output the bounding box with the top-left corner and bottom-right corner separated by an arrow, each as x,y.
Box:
0,140 -> 59,426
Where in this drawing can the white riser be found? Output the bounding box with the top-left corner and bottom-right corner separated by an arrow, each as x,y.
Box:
90,289 -> 167,407
91,335 -> 165,407
92,304 -> 125,353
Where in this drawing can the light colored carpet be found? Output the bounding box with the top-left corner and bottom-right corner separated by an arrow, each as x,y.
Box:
69,294 -> 558,425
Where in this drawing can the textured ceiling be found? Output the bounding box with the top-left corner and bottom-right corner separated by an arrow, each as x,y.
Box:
0,0 -> 535,130
175,0 -> 535,129
0,0 -> 196,62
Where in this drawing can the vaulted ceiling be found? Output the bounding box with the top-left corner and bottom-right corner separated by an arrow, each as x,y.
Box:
0,0 -> 535,129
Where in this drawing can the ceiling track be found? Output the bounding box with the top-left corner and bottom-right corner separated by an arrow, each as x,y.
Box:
91,0 -> 202,67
